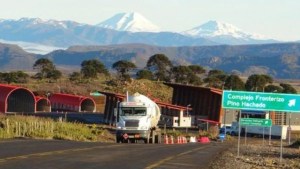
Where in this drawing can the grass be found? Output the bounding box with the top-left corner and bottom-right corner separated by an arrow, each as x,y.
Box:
0,115 -> 115,142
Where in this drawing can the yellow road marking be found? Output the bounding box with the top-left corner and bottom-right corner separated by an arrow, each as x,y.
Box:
0,144 -> 122,163
145,145 -> 211,169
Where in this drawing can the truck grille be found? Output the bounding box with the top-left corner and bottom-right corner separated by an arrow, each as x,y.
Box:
125,120 -> 139,127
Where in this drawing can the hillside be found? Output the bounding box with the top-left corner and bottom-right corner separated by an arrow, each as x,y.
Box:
1,42 -> 300,79
46,43 -> 300,79
0,43 -> 36,71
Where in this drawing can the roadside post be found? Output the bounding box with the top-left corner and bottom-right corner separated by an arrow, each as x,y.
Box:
239,115 -> 242,156
269,111 -> 271,145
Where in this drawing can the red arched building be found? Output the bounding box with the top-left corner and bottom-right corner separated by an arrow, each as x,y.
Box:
49,93 -> 96,112
0,84 -> 36,113
35,96 -> 51,112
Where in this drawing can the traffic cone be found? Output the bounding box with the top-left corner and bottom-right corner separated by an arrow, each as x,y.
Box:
164,135 -> 169,144
170,135 -> 174,144
176,136 -> 180,144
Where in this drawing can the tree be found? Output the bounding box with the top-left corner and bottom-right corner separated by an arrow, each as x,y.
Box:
171,65 -> 202,85
81,59 -> 108,79
224,75 -> 245,90
33,58 -> 55,79
146,54 -> 173,81
33,58 -> 62,81
264,84 -> 283,93
204,69 -> 228,88
280,83 -> 297,94
245,74 -> 273,91
47,69 -> 62,81
0,71 -> 29,84
69,72 -> 82,83
136,69 -> 154,80
171,66 -> 192,84
188,65 -> 206,75
112,60 -> 136,82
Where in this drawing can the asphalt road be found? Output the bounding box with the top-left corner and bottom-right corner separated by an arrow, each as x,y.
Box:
0,139 -> 231,169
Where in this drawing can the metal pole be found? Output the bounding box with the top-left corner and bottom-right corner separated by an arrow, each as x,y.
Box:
288,113 -> 291,145
224,109 -> 226,136
269,111 -> 271,145
263,127 -> 265,146
280,112 -> 283,163
269,126 -> 271,145
237,110 -> 241,157
244,126 -> 247,145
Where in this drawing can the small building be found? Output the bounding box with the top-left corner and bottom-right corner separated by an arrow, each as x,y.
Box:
49,93 -> 96,112
0,84 -> 36,113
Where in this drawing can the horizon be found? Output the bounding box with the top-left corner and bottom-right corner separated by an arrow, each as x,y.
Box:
0,0 -> 299,41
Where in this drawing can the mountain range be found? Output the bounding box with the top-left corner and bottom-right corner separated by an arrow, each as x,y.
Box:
1,42 -> 300,79
1,12 -> 300,79
0,12 -> 283,51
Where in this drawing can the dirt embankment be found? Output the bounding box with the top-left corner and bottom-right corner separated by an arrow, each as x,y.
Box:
209,138 -> 300,169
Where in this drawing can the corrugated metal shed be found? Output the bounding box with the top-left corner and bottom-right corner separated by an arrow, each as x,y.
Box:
164,83 -> 223,123
0,84 -> 36,113
49,93 -> 96,112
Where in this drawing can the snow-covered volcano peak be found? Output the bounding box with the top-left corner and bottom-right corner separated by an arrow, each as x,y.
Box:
96,12 -> 161,32
183,20 -> 268,40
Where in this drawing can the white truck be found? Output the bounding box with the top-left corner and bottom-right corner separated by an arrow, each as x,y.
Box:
114,93 -> 161,143
230,122 -> 288,139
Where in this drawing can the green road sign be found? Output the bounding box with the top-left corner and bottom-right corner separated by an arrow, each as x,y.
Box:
240,118 -> 272,127
222,90 -> 300,112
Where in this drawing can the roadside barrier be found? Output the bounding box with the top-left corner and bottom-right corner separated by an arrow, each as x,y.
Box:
189,136 -> 197,143
198,136 -> 210,143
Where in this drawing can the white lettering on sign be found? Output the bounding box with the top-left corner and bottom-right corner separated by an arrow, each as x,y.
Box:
255,95 -> 284,102
227,93 -> 284,103
228,94 -> 254,101
241,102 -> 266,108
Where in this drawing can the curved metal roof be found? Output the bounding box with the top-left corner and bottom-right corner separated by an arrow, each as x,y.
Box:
35,96 -> 51,112
0,84 -> 36,113
49,93 -> 96,112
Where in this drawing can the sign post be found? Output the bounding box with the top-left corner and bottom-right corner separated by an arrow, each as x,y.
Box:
222,90 -> 300,162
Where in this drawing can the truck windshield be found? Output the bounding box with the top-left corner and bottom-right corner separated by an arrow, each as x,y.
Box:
121,107 -> 146,116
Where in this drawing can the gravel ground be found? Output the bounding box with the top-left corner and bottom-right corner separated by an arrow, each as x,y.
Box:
209,138 -> 300,169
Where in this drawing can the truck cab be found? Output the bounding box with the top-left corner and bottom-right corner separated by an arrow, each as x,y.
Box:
114,93 -> 161,143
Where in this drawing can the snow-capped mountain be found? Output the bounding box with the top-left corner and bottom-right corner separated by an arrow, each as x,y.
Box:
96,12 -> 161,32
183,20 -> 276,44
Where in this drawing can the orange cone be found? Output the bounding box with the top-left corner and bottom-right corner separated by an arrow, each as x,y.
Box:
164,135 -> 169,144
170,135 -> 174,144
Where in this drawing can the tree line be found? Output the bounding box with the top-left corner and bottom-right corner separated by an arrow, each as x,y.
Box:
0,54 -> 297,94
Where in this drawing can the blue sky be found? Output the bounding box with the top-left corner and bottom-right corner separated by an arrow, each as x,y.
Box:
0,0 -> 299,41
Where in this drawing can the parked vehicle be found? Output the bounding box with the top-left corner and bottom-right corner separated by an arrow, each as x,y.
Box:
114,92 -> 161,143
219,124 -> 239,136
